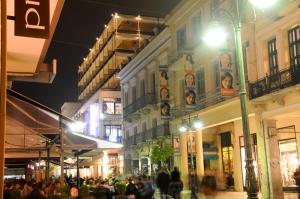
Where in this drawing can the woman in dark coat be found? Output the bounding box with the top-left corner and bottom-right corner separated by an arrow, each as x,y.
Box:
168,167 -> 183,199
156,167 -> 170,198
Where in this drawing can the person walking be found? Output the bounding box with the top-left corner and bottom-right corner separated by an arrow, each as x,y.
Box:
201,170 -> 217,199
156,167 -> 170,199
168,167 -> 183,199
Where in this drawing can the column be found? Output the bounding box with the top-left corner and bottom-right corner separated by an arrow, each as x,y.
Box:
195,129 -> 204,183
180,133 -> 189,189
258,119 -> 284,199
256,113 -> 271,199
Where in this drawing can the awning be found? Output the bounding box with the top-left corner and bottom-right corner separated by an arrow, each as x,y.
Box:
6,89 -> 98,152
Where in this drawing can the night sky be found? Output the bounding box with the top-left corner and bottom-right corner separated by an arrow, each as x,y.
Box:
12,0 -> 180,111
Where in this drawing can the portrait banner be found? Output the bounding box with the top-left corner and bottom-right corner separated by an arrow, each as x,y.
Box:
173,136 -> 180,154
159,65 -> 170,119
184,53 -> 197,108
220,52 -> 235,96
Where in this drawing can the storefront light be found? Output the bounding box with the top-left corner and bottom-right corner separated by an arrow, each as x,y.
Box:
193,121 -> 203,129
179,126 -> 188,133
69,121 -> 85,133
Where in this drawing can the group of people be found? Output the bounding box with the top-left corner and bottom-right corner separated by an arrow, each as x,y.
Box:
156,167 -> 183,199
4,179 -> 66,199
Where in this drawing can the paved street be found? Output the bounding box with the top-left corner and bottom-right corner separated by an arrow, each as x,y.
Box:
154,191 -> 299,199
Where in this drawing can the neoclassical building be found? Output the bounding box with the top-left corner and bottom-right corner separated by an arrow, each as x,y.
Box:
120,0 -> 300,198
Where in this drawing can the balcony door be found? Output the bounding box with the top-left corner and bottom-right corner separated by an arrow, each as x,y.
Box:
268,38 -> 279,76
288,26 -> 300,83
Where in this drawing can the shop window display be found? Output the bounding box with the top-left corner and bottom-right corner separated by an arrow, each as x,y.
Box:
279,139 -> 299,187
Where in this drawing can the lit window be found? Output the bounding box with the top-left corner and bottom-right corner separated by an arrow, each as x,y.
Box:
103,100 -> 122,115
104,125 -> 122,143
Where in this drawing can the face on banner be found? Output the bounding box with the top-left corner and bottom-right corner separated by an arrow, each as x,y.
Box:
184,53 -> 197,107
185,73 -> 195,88
159,66 -> 171,119
220,52 -> 235,96
161,102 -> 170,117
220,52 -> 232,68
185,90 -> 196,105
160,71 -> 168,87
160,88 -> 169,101
173,137 -> 180,154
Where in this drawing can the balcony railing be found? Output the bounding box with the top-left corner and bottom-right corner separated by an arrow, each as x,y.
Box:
123,93 -> 157,118
249,66 -> 300,99
103,135 -> 123,143
124,123 -> 170,147
171,88 -> 239,118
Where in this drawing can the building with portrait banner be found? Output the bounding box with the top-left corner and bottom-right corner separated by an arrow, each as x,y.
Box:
118,24 -> 172,176
124,0 -> 300,198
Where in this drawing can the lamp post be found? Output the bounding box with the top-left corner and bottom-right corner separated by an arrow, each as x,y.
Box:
179,115 -> 202,199
203,0 -> 277,198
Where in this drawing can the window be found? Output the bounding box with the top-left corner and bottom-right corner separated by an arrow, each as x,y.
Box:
104,125 -> 122,142
288,26 -> 300,67
214,60 -> 220,89
180,79 -> 185,105
220,132 -> 233,174
140,79 -> 145,97
196,68 -> 205,98
268,38 -> 278,75
124,92 -> 128,106
177,26 -> 186,52
151,73 -> 156,94
132,86 -> 136,102
239,134 -> 258,187
192,12 -> 202,42
142,122 -> 147,132
103,99 -> 122,115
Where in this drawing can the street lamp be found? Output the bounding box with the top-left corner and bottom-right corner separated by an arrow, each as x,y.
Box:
203,0 -> 277,198
179,116 -> 203,199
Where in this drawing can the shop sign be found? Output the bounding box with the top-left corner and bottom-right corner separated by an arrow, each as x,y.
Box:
15,0 -> 50,39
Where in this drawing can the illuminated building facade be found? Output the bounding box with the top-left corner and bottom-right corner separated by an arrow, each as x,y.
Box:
118,0 -> 300,198
63,14 -> 165,178
118,26 -> 170,176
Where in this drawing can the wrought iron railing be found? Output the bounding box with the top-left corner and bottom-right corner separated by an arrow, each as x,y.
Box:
123,93 -> 157,118
103,135 -> 123,143
171,88 -> 239,118
124,123 -> 170,147
249,66 -> 300,99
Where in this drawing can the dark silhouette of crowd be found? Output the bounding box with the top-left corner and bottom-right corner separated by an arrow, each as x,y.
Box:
156,167 -> 183,199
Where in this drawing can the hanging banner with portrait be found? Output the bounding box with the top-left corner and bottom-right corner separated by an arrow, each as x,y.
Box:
159,65 -> 170,119
220,51 -> 235,96
173,136 -> 180,154
184,53 -> 197,108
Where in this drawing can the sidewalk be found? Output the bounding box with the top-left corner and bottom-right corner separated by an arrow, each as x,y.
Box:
154,190 -> 299,199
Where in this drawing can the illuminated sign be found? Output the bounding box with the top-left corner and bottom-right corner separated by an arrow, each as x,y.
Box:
89,103 -> 99,136
15,0 -> 50,38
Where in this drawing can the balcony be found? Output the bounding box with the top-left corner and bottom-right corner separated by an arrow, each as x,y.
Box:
123,93 -> 157,118
124,123 -> 170,148
171,88 -> 239,118
249,66 -> 300,100
103,135 -> 123,143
